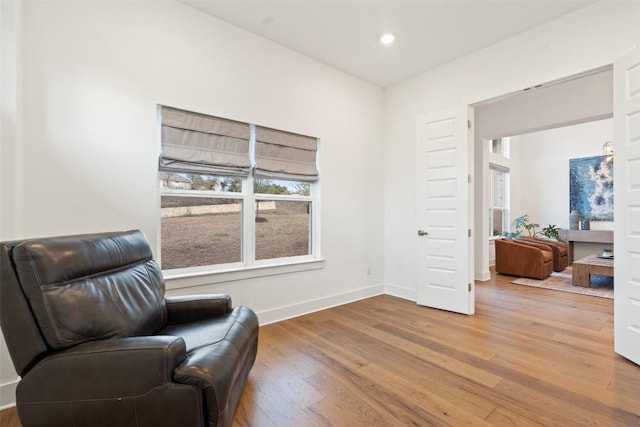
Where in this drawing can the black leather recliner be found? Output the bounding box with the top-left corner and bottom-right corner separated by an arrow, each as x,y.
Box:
0,230 -> 259,427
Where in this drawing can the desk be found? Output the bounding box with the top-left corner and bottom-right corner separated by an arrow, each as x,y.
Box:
561,229 -> 613,263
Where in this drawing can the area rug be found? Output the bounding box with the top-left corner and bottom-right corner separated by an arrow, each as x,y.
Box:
511,267 -> 613,299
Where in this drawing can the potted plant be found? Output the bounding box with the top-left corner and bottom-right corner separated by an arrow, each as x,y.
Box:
541,224 -> 560,240
503,215 -> 560,241
602,247 -> 613,257
502,214 -> 530,238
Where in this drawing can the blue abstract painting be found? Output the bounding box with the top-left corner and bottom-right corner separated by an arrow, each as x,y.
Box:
569,155 -> 613,221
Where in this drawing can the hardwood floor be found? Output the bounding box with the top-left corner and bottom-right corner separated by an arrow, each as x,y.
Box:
2,272 -> 639,426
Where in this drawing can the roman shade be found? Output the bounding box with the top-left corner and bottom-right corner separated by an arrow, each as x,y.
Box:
255,126 -> 319,182
160,106 -> 251,177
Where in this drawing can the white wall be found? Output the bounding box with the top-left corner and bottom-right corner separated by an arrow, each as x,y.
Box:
0,0 -> 385,407
0,0 -> 22,409
518,118 -> 614,260
518,119 -> 613,229
384,1 -> 640,299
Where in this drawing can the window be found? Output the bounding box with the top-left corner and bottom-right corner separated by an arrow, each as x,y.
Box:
254,179 -> 311,260
158,106 -> 319,273
489,165 -> 509,237
160,175 -> 243,269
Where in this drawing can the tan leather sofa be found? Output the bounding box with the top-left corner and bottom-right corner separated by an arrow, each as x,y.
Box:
516,237 -> 568,272
495,238 -> 553,279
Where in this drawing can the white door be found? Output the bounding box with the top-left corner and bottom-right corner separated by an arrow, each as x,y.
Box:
614,47 -> 640,365
416,108 -> 473,314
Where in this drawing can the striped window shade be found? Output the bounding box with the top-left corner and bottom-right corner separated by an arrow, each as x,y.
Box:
254,126 -> 319,182
160,106 -> 251,177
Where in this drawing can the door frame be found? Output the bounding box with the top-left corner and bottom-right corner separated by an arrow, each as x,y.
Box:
461,58 -> 633,363
465,66 -> 617,286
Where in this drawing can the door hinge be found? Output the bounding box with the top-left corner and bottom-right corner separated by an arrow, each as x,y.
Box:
468,174 -> 472,183
468,283 -> 472,292
467,120 -> 472,129
468,229 -> 471,237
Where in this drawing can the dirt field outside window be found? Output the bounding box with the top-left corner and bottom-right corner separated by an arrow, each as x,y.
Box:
161,201 -> 309,269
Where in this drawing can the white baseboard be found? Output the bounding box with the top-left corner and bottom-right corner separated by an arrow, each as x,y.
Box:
475,270 -> 491,281
384,283 -> 416,302
0,379 -> 18,410
257,283 -> 385,325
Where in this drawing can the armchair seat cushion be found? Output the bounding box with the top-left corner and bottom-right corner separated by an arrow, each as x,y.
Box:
161,306 -> 258,354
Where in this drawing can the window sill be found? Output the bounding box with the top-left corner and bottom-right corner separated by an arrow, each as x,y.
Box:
163,258 -> 325,290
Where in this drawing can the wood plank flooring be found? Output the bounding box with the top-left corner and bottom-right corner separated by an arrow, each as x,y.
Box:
2,272 -> 639,426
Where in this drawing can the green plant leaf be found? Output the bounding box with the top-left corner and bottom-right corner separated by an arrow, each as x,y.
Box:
541,224 -> 559,240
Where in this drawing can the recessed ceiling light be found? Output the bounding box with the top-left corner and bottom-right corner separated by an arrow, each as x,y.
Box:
380,34 -> 395,45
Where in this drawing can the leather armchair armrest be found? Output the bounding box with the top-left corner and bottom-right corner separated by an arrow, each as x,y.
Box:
165,294 -> 232,325
18,336 -> 186,402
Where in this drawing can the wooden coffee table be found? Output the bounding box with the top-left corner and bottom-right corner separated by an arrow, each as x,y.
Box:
572,254 -> 614,287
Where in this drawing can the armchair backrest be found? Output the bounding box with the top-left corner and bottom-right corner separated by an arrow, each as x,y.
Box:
1,230 -> 167,376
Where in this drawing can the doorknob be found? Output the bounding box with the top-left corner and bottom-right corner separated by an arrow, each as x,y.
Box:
417,229 -> 428,236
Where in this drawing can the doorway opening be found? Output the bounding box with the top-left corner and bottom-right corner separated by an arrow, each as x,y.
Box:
470,65 -> 613,282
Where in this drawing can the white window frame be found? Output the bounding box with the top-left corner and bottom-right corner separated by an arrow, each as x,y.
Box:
159,125 -> 323,290
488,163 -> 510,239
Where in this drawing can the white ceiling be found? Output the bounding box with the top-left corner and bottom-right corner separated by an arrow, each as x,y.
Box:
180,0 -> 595,87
